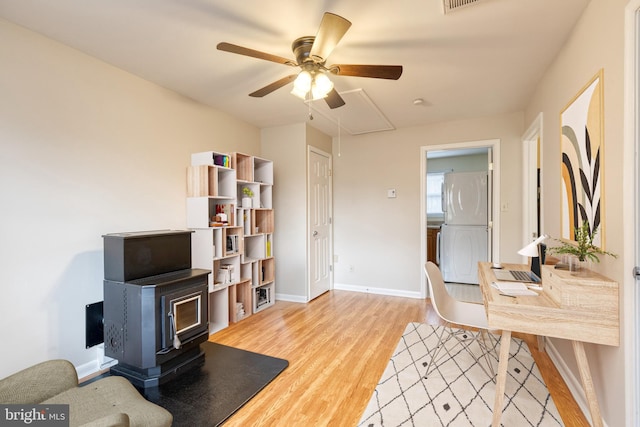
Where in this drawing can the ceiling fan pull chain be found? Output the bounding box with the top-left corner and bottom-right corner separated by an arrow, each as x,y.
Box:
338,117 -> 341,157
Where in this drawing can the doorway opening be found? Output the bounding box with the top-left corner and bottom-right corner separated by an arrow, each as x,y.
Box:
420,139 -> 501,299
522,113 -> 544,250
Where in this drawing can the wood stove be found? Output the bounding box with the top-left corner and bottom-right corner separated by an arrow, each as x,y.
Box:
102,230 -> 210,388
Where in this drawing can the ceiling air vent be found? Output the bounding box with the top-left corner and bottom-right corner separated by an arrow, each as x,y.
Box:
442,0 -> 484,14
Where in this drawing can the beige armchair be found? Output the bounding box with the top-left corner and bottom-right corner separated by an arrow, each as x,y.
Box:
0,359 -> 172,427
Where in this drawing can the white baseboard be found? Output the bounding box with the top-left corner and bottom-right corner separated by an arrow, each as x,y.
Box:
76,344 -> 118,381
76,360 -> 100,381
545,339 -> 609,427
275,293 -> 308,303
333,282 -> 423,299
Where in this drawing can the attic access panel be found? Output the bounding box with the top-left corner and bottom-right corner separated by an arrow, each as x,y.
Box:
306,88 -> 395,135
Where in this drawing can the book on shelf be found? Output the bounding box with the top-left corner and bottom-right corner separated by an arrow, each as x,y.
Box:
216,264 -> 235,284
213,154 -> 230,168
226,234 -> 239,254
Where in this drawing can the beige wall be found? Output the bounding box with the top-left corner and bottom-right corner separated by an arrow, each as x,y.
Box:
524,0 -> 628,424
0,18 -> 260,379
332,112 -> 524,294
261,124 -> 308,300
261,123 -> 332,301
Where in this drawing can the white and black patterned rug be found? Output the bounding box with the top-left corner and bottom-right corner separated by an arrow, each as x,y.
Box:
359,323 -> 563,427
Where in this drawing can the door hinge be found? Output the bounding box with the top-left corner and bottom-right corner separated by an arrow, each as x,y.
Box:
488,162 -> 494,171
328,169 -> 332,177
634,266 -> 640,279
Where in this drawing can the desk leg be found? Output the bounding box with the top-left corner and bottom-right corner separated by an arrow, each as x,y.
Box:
572,341 -> 603,427
492,329 -> 511,427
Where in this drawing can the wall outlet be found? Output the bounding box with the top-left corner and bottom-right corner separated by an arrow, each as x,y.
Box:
348,264 -> 354,272
387,189 -> 397,198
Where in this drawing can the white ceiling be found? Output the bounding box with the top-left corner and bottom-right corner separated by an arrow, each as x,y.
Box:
0,0 -> 590,136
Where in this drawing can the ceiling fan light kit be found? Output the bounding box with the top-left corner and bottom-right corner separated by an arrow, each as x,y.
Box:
291,70 -> 334,101
217,12 -> 402,109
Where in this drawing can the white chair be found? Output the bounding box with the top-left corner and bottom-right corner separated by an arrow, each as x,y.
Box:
424,261 -> 498,379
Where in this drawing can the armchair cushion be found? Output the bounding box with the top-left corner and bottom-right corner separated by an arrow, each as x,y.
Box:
1,360 -> 172,427
0,359 -> 77,404
43,376 -> 172,427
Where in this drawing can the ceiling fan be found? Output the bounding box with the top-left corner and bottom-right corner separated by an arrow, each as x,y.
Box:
217,12 -> 403,109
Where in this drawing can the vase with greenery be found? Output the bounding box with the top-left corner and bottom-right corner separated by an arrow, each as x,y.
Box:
242,187 -> 254,208
546,222 -> 617,273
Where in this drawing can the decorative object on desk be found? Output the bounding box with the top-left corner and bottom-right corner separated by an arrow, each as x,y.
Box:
359,322 -> 562,427
560,69 -> 605,247
517,234 -> 548,277
546,222 -> 617,276
242,187 -> 254,208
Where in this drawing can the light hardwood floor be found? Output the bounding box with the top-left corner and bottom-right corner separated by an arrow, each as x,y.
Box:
209,290 -> 589,426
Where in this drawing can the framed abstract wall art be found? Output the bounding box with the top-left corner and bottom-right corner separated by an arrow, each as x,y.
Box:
560,69 -> 604,247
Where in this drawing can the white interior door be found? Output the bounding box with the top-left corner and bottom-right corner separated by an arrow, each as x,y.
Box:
308,147 -> 332,300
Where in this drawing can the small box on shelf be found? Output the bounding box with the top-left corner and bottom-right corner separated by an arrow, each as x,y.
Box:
213,255 -> 240,287
223,226 -> 243,257
244,234 -> 266,261
253,156 -> 274,185
259,185 -> 273,209
259,257 -> 275,285
255,209 -> 274,234
232,152 -> 253,182
238,183 -> 260,208
237,208 -> 254,236
187,199 -> 236,229
187,165 -> 217,197
211,203 -> 236,228
230,279 -> 252,323
208,288 -> 230,333
253,283 -> 274,313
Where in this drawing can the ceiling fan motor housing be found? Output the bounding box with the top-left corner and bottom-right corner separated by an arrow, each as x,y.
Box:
292,36 -> 318,65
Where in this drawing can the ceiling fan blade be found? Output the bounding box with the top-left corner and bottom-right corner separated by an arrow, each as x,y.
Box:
249,74 -> 298,97
217,42 -> 295,66
309,13 -> 352,62
332,64 -> 403,80
324,88 -> 345,109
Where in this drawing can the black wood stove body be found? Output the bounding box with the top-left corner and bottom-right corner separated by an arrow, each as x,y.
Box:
102,230 -> 210,388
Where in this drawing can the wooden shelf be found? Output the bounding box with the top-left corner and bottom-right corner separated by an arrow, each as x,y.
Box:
189,151 -> 276,331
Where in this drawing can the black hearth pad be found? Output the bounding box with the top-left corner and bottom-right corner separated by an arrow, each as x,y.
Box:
140,342 -> 288,426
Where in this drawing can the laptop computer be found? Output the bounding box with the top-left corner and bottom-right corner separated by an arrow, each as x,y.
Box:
493,268 -> 541,283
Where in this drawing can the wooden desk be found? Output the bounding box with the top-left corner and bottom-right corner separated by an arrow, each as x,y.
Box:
478,262 -> 619,427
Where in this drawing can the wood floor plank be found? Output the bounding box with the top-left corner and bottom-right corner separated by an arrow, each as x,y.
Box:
208,290 -> 588,426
